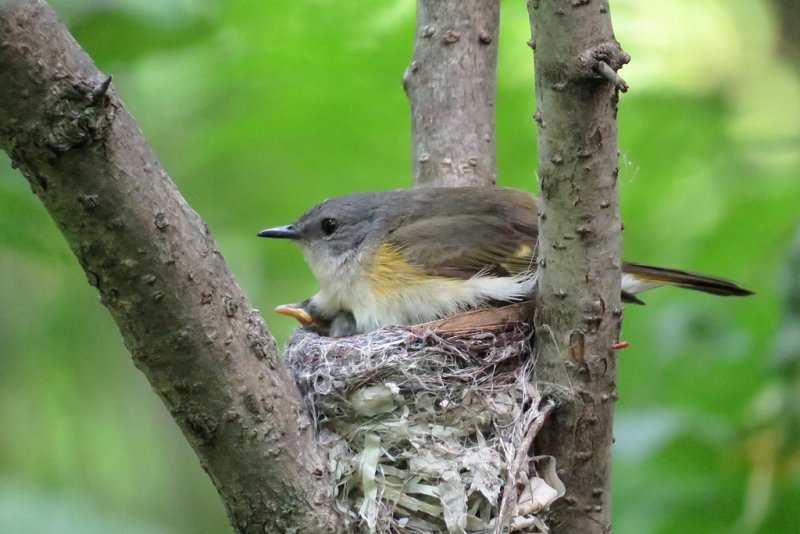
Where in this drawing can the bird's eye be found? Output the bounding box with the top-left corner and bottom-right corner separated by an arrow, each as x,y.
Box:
320,217 -> 338,236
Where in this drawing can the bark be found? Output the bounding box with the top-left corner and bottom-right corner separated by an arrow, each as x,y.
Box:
404,0 -> 499,187
0,2 -> 334,532
770,0 -> 800,69
526,1 -> 629,532
773,229 -> 800,417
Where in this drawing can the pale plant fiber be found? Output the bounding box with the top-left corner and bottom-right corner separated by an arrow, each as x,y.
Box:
285,319 -> 564,533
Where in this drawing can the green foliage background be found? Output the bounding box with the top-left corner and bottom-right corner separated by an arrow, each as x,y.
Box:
1,1 -> 799,532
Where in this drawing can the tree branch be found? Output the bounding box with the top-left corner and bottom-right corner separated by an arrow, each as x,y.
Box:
404,0 -> 499,187
527,0 -> 629,531
0,2 -> 334,532
770,0 -> 800,69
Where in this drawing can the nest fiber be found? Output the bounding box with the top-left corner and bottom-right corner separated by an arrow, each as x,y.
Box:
285,318 -> 563,533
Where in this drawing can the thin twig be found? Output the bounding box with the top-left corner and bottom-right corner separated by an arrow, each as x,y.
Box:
494,398 -> 557,533
595,60 -> 628,92
89,75 -> 112,104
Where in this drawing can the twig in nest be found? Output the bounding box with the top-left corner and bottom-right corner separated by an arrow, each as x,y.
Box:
494,398 -> 557,534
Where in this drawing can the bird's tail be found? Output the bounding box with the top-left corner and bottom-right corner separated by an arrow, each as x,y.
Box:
622,261 -> 753,303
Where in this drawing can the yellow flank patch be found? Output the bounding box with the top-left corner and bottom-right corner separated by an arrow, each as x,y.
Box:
513,244 -> 533,259
368,243 -> 435,296
499,244 -> 535,273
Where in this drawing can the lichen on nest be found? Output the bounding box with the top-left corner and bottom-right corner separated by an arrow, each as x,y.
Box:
284,304 -> 563,533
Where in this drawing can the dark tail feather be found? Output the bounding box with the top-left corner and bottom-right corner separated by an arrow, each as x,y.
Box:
623,261 -> 754,297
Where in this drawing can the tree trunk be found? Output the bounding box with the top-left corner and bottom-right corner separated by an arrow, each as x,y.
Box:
527,1 -> 629,532
770,0 -> 800,69
404,0 -> 500,187
0,2 -> 334,532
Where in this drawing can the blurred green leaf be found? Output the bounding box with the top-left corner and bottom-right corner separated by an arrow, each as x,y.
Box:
0,478 -> 171,534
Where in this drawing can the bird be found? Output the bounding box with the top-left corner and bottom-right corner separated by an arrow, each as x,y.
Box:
258,186 -> 752,336
273,299 -> 356,337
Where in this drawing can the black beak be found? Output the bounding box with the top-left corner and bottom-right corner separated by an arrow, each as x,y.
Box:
257,225 -> 301,239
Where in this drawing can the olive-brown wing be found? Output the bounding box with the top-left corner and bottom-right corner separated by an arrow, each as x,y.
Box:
387,214 -> 538,279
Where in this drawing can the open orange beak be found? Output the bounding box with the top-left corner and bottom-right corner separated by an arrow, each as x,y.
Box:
274,303 -> 315,326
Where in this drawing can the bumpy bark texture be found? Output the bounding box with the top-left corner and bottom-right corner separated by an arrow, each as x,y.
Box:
404,0 -> 499,187
527,0 -> 629,532
0,2 -> 334,532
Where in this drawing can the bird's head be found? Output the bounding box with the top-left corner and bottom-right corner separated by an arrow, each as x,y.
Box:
258,191 -> 398,281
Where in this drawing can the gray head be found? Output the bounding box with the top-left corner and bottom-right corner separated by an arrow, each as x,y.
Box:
257,187 -> 535,268
257,191 -> 405,272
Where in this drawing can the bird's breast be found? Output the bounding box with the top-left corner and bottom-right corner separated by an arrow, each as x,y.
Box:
312,243 -> 536,333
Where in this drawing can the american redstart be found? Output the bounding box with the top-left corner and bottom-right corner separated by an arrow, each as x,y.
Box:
258,187 -> 752,336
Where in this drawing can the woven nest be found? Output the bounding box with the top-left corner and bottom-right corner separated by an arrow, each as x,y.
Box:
284,303 -> 564,533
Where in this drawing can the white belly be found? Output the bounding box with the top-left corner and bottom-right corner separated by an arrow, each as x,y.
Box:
312,271 -> 535,333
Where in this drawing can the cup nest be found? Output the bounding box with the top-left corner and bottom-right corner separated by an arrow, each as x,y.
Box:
284,304 -> 563,533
